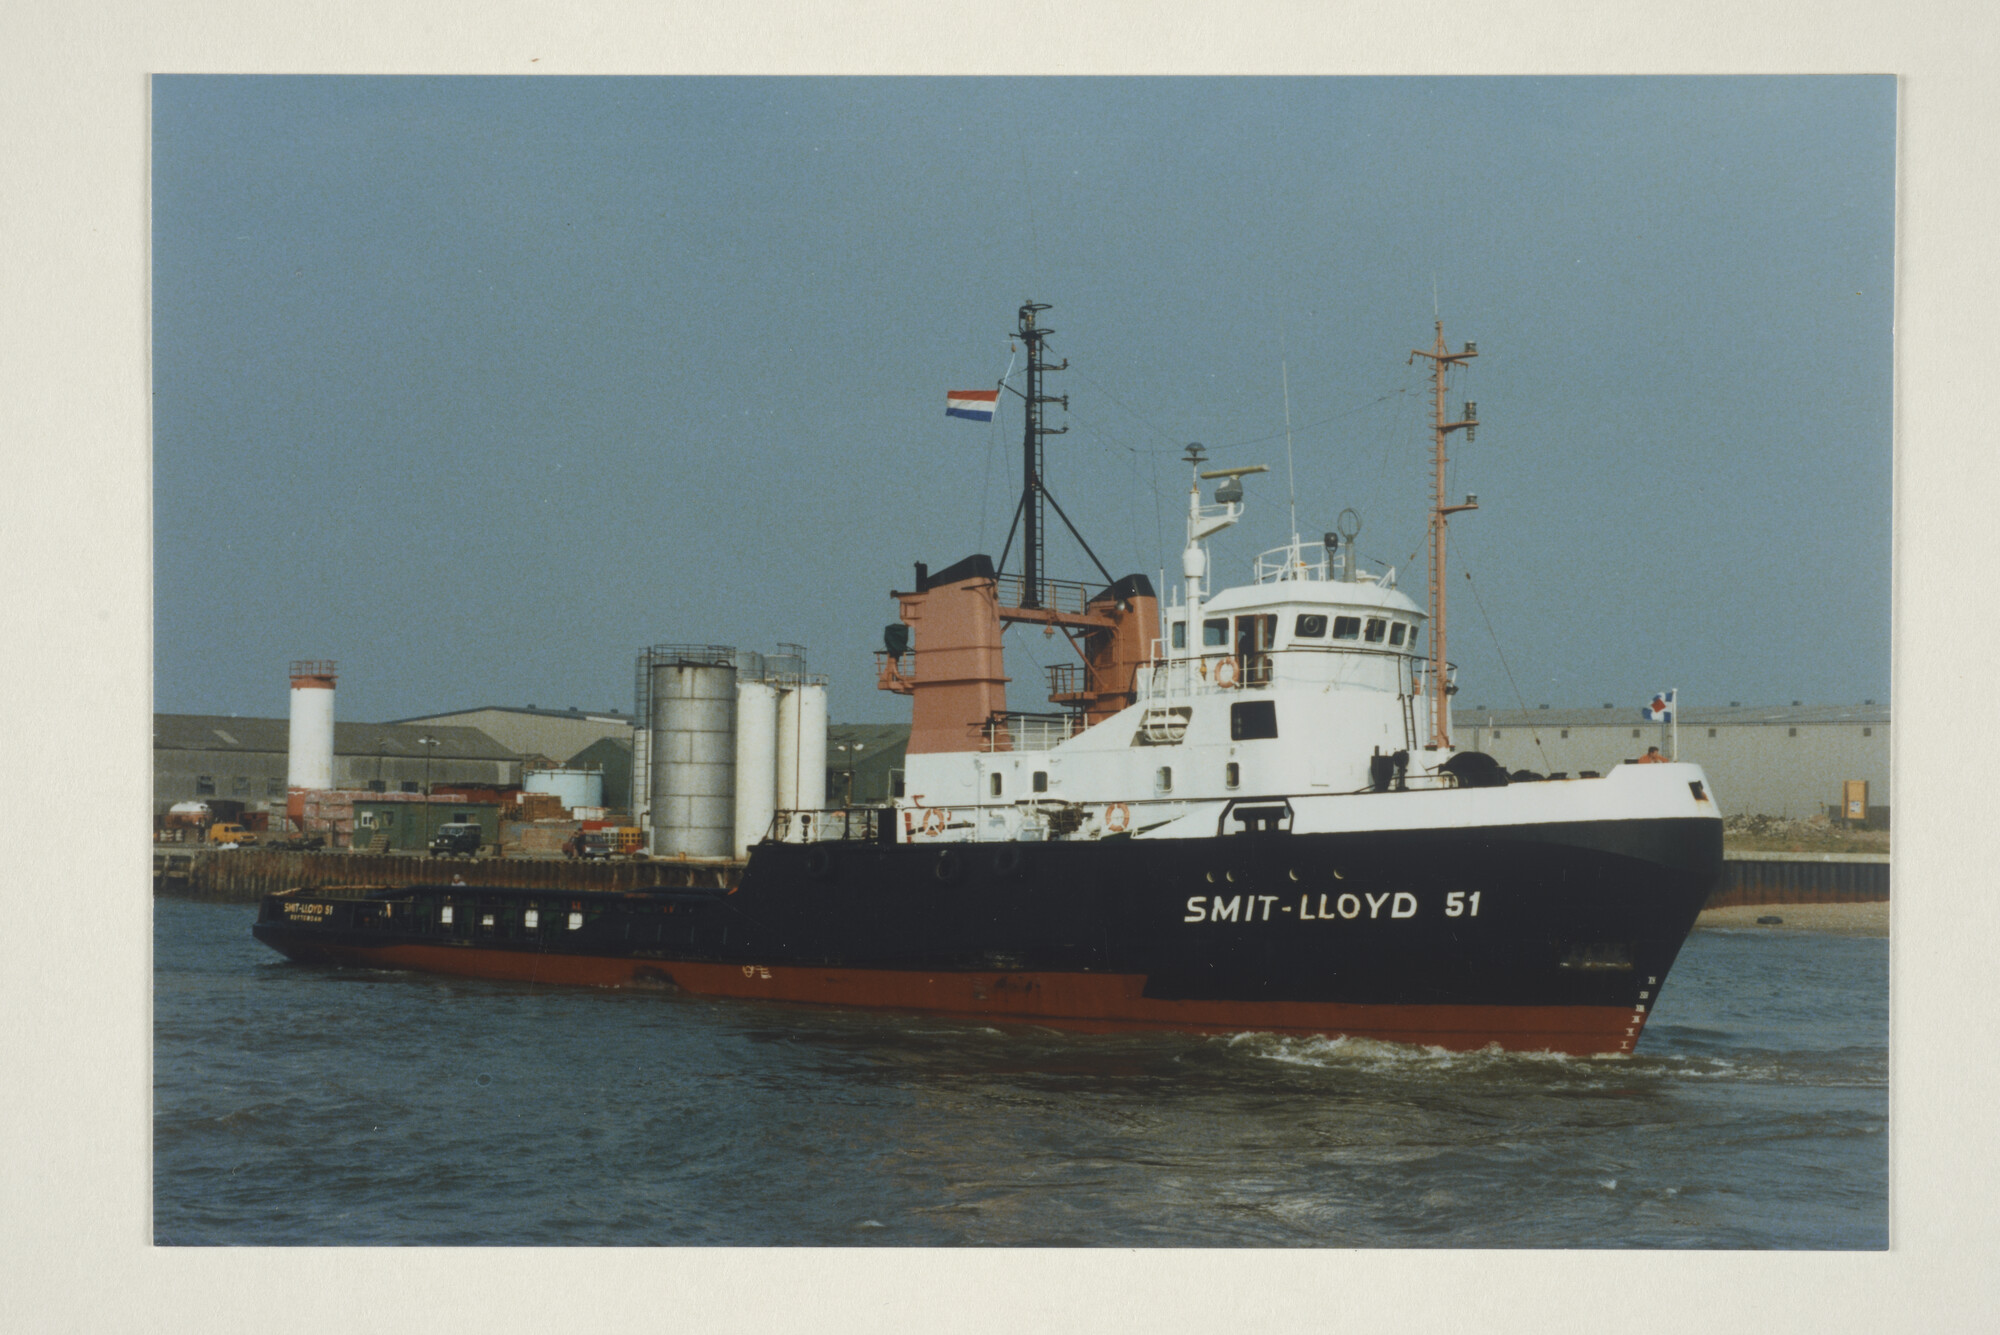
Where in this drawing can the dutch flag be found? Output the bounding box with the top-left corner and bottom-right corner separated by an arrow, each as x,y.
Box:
946,389 -> 999,423
1641,690 -> 1676,723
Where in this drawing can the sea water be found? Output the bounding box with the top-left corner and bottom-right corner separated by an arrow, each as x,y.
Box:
153,898 -> 1886,1247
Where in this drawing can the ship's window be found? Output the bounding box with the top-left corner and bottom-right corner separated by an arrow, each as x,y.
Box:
1789,727 -> 1798,737
195,775 -> 215,796
1171,620 -> 1187,650
1364,618 -> 1387,643
1389,623 -> 1407,646
367,779 -> 386,793
440,906 -> 454,925
1203,619 -> 1229,647
568,912 -> 583,930
1156,766 -> 1173,794
401,781 -> 420,793
890,769 -> 905,798
1708,728 -> 1717,738
990,772 -> 1003,797
480,913 -> 495,928
1033,771 -> 1048,794
1225,762 -> 1240,789
1863,727 -> 1872,737
1231,700 -> 1279,741
524,909 -> 539,929
1632,729 -> 1641,738
1492,730 -> 1503,738
1332,616 -> 1361,641
1294,613 -> 1327,639
1560,729 -> 1569,739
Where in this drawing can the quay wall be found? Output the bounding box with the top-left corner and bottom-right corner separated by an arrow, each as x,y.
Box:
1706,852 -> 1888,909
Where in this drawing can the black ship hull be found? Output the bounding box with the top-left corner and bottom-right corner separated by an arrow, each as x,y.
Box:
252,814 -> 1720,1055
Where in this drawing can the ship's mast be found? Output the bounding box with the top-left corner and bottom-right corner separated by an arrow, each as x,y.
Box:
1017,300 -> 1068,608
1410,321 -> 1478,749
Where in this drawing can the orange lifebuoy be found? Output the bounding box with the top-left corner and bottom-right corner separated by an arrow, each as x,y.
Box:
1214,657 -> 1239,688
921,807 -> 949,836
1104,802 -> 1131,833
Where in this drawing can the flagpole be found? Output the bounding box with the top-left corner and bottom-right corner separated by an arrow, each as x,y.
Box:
1669,688 -> 1678,761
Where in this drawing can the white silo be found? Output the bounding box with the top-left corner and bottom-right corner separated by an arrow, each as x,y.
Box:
286,660 -> 337,790
733,680 -> 779,858
523,766 -> 605,811
795,681 -> 829,811
774,686 -> 799,811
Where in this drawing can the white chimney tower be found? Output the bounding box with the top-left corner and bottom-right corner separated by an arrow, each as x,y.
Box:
287,660 -> 337,790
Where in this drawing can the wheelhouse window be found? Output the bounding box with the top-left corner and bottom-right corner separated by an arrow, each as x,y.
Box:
1156,766 -> 1173,794
1032,771 -> 1048,793
1293,613 -> 1327,639
1230,700 -> 1278,741
1364,618 -> 1387,643
1202,618 -> 1229,648
1389,623 -> 1407,646
989,772 -> 1003,797
1225,762 -> 1240,789
1170,620 -> 1187,650
1332,616 -> 1361,641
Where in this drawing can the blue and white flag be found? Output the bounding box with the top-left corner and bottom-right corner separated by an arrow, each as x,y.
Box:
946,389 -> 999,422
1641,690 -> 1676,723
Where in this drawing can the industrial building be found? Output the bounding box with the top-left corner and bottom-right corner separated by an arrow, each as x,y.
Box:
387,704 -> 634,768
1460,702 -> 1889,822
152,714 -> 522,819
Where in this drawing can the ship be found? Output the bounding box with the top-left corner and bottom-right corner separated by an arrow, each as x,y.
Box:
253,302 -> 1723,1055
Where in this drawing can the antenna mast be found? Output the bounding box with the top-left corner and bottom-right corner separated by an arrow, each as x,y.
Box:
1409,320 -> 1479,749
1017,300 -> 1068,608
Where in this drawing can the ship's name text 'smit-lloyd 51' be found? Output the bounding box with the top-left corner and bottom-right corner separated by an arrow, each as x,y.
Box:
1184,891 -> 1484,924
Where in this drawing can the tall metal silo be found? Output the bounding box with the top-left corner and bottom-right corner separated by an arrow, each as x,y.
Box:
733,680 -> 779,858
646,646 -> 738,858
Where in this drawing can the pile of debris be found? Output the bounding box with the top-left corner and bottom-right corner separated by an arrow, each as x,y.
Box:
1722,812 -> 1889,854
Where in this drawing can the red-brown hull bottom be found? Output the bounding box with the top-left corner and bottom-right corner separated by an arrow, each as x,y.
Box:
279,940 -> 1649,1055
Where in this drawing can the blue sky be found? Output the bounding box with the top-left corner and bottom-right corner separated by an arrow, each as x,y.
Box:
152,76 -> 1892,724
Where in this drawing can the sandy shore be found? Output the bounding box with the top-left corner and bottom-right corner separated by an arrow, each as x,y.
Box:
1695,901 -> 1888,936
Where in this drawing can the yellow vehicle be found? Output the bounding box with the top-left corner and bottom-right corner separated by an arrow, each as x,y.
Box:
206,822 -> 258,846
